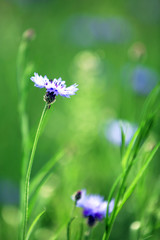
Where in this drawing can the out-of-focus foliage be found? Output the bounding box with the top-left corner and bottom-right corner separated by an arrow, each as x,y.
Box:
0,0 -> 160,239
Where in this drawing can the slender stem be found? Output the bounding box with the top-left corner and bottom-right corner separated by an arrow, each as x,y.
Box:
105,174 -> 122,224
67,203 -> 76,240
21,104 -> 48,240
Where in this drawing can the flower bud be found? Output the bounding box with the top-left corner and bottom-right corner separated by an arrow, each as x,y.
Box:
23,29 -> 35,41
74,190 -> 82,201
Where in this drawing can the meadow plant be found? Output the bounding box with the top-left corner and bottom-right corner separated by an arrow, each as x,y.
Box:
17,30 -> 160,240
21,73 -> 78,240
17,30 -> 78,240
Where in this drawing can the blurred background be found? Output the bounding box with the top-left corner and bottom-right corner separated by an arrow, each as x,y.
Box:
0,0 -> 160,239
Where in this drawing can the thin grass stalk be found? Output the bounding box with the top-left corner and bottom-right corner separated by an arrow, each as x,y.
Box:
21,104 -> 48,240
116,143 -> 160,216
105,174 -> 122,224
17,36 -> 31,240
67,202 -> 77,240
25,210 -> 45,240
104,129 -> 159,239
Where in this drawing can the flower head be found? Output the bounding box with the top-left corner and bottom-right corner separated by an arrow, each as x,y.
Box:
30,73 -> 78,106
72,189 -> 114,227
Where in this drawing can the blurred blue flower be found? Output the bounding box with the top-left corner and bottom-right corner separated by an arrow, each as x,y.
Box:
72,190 -> 114,226
64,16 -> 133,47
132,66 -> 158,95
31,73 -> 78,98
105,119 -> 137,146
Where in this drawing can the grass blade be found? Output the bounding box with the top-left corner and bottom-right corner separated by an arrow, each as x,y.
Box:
116,143 -> 160,216
26,209 -> 45,240
67,217 -> 76,240
140,84 -> 160,122
17,30 -> 35,240
122,127 -> 140,169
105,174 -> 122,224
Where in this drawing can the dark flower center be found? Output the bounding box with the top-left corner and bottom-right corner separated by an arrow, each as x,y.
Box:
44,92 -> 56,108
88,215 -> 96,227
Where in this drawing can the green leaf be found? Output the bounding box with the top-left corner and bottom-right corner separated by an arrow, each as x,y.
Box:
122,127 -> 140,169
26,209 -> 45,240
122,114 -> 154,170
132,116 -> 154,157
105,174 -> 122,224
116,143 -> 160,216
140,84 -> 160,122
122,85 -> 160,170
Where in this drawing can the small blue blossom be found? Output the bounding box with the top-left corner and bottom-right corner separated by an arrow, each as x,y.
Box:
105,119 -> 137,146
72,190 -> 114,226
122,65 -> 159,96
30,73 -> 78,104
132,66 -> 158,95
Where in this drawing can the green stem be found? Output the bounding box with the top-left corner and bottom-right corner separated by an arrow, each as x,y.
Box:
17,36 -> 31,240
21,104 -> 48,240
19,101 -> 30,224
67,203 -> 76,240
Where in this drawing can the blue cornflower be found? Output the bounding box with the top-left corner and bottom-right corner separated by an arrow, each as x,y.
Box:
72,190 -> 114,227
105,119 -> 137,146
30,73 -> 78,106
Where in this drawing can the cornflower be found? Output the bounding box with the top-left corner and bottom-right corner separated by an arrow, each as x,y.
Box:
72,190 -> 114,227
31,73 -> 78,106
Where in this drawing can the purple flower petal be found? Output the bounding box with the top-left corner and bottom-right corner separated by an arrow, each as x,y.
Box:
30,73 -> 78,98
30,72 -> 50,88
